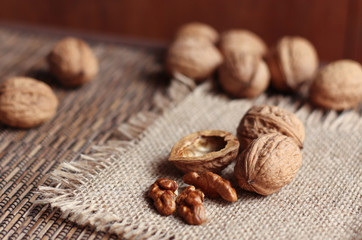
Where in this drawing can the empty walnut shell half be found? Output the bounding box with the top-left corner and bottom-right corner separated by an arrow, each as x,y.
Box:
267,36 -> 318,92
169,130 -> 240,173
234,133 -> 302,196
237,105 -> 305,150
175,22 -> 219,44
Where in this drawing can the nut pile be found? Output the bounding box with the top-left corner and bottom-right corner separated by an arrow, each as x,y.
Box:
149,103 -> 305,225
0,37 -> 98,128
166,22 -> 362,110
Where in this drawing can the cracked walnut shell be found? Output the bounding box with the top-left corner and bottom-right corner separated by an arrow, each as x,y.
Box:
309,60 -> 362,110
0,77 -> 58,128
237,105 -> 305,150
47,37 -> 99,87
234,133 -> 302,196
267,36 -> 318,92
169,130 -> 240,173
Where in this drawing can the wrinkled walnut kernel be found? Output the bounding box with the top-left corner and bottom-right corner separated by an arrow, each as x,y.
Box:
148,178 -> 178,216
183,172 -> 237,202
176,186 -> 206,225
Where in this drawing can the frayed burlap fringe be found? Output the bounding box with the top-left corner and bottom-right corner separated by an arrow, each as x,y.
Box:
36,74 -> 197,237
37,75 -> 362,239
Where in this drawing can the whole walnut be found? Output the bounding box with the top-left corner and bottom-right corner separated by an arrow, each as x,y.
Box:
237,105 -> 305,150
219,29 -> 267,56
0,77 -> 58,128
47,37 -> 99,87
218,29 -> 270,98
234,133 -> 302,196
267,36 -> 318,92
175,22 -> 219,44
309,60 -> 362,110
166,37 -> 223,82
218,51 -> 270,98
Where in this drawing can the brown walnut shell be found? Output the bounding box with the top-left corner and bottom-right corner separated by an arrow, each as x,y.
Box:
169,130 -> 240,173
237,105 -> 305,150
218,51 -> 270,98
219,29 -> 267,56
267,36 -> 318,92
309,60 -> 362,110
47,37 -> 99,87
166,37 -> 223,82
175,22 -> 219,44
234,133 -> 302,196
0,77 -> 58,128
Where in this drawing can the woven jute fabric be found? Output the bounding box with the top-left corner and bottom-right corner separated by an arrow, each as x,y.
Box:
39,82 -> 362,239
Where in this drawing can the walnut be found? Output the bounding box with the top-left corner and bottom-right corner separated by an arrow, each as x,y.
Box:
183,172 -> 237,202
148,178 -> 178,216
175,22 -> 219,44
219,29 -> 267,56
218,51 -> 270,98
234,133 -> 302,196
267,36 -> 318,92
218,29 -> 270,98
237,105 -> 305,150
0,77 -> 58,128
309,60 -> 362,110
176,186 -> 206,225
165,37 -> 223,82
169,130 -> 240,173
47,37 -> 99,87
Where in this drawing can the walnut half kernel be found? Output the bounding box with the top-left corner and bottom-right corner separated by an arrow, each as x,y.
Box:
168,130 -> 240,173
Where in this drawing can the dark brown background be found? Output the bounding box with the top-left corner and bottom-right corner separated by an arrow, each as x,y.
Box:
0,0 -> 361,62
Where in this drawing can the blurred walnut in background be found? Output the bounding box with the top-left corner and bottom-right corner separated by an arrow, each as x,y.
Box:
47,37 -> 99,87
218,29 -> 270,98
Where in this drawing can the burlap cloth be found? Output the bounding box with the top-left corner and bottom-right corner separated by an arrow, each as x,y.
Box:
39,80 -> 362,239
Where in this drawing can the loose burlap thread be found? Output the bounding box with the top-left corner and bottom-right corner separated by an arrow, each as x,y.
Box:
38,80 -> 362,239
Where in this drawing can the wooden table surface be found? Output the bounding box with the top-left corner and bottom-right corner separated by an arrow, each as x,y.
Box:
0,25 -> 168,239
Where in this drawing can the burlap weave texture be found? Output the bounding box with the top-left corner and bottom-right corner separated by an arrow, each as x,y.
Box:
39,85 -> 362,239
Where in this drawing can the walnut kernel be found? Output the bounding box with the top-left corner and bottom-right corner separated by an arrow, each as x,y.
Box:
176,186 -> 206,225
183,172 -> 237,202
148,178 -> 178,216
